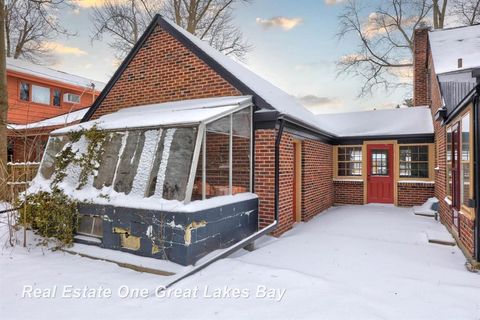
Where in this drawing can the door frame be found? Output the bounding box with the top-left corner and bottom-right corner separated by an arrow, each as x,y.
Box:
363,140 -> 398,205
293,140 -> 302,222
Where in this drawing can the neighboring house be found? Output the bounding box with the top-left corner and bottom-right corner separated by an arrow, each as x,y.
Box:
6,57 -> 105,162
413,24 -> 480,265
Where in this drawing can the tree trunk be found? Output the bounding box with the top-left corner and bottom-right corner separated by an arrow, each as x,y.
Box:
0,0 -> 9,200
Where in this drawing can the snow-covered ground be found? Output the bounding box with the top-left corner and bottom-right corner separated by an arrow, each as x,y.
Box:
1,204 -> 479,320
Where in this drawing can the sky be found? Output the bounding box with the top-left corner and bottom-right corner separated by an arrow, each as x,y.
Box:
48,0 -> 412,114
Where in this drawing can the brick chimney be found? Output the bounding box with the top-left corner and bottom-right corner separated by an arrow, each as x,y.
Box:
413,28 -> 430,106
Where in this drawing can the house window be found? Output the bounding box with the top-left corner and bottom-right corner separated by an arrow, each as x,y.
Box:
53,89 -> 61,106
31,85 -> 51,105
19,82 -> 29,101
446,127 -> 452,197
338,146 -> 362,176
461,113 -> 471,207
399,146 -> 429,178
77,215 -> 103,238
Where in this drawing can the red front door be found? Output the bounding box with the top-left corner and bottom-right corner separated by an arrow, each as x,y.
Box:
367,144 -> 394,203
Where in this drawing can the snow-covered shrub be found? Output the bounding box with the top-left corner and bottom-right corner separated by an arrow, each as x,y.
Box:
18,188 -> 78,246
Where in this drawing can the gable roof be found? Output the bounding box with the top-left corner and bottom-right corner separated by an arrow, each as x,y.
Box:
7,57 -> 105,91
315,107 -> 434,138
429,24 -> 480,74
81,14 -> 334,138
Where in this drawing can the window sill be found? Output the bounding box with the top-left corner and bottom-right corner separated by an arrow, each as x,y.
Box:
397,180 -> 435,184
333,178 -> 364,182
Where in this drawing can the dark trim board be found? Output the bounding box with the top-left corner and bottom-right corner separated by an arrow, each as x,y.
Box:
336,134 -> 435,145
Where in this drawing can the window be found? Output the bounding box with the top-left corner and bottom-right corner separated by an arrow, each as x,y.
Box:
31,85 -> 51,105
461,113 -> 471,207
53,89 -> 61,106
446,127 -> 452,197
399,146 -> 429,178
77,215 -> 103,238
19,82 -> 29,101
337,146 -> 362,176
371,150 -> 388,175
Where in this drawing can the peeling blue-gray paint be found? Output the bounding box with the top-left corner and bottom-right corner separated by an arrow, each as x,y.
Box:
75,198 -> 258,266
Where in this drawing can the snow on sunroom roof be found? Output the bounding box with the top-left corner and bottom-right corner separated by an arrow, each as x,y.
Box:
429,24 -> 480,74
53,96 -> 252,134
160,17 -> 328,134
315,107 -> 434,137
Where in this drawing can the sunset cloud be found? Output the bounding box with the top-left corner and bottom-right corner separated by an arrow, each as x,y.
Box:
75,0 -> 107,8
297,95 -> 343,113
324,0 -> 345,5
43,42 -> 88,56
256,16 -> 304,31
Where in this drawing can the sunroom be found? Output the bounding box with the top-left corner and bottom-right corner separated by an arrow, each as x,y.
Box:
29,96 -> 257,266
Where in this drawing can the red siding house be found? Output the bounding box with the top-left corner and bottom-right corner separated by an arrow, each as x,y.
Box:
30,15 -> 478,267
6,57 -> 105,162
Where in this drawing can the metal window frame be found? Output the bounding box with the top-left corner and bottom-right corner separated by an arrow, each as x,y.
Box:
184,101 -> 253,204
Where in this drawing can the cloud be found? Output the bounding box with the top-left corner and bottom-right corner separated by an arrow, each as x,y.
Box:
256,17 -> 304,31
297,95 -> 344,113
43,42 -> 88,56
325,0 -> 345,5
75,0 -> 107,8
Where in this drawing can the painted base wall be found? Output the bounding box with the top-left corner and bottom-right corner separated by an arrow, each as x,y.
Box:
75,198 -> 258,266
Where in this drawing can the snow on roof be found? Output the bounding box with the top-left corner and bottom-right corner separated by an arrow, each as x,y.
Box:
53,96 -> 252,134
315,107 -> 434,137
8,108 -> 89,131
429,24 -> 480,74
6,57 -> 106,91
161,17 -> 327,134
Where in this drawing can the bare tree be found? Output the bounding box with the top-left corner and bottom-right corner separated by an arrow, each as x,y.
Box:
432,0 -> 448,28
337,0 -> 431,96
5,0 -> 74,63
1,0 -> 8,200
90,0 -> 251,60
451,0 -> 480,25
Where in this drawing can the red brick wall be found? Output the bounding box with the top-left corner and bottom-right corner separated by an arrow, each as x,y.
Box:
301,140 -> 334,221
255,130 -> 276,230
413,27 -> 476,260
89,25 -> 241,119
334,180 -> 363,205
255,130 -> 334,235
460,215 -> 475,256
397,182 -> 435,207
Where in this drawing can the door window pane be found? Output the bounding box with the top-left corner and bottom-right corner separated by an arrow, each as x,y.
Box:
31,85 -> 51,105
371,150 -> 388,175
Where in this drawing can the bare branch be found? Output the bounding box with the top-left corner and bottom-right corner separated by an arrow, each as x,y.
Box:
91,0 -> 252,61
336,0 -> 430,97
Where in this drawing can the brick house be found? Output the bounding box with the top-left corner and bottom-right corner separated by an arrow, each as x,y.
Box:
412,24 -> 480,265
30,14 -> 452,265
6,57 -> 105,162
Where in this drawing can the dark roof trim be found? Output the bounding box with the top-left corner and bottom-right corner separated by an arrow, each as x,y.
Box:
82,14 -> 273,122
336,133 -> 435,145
